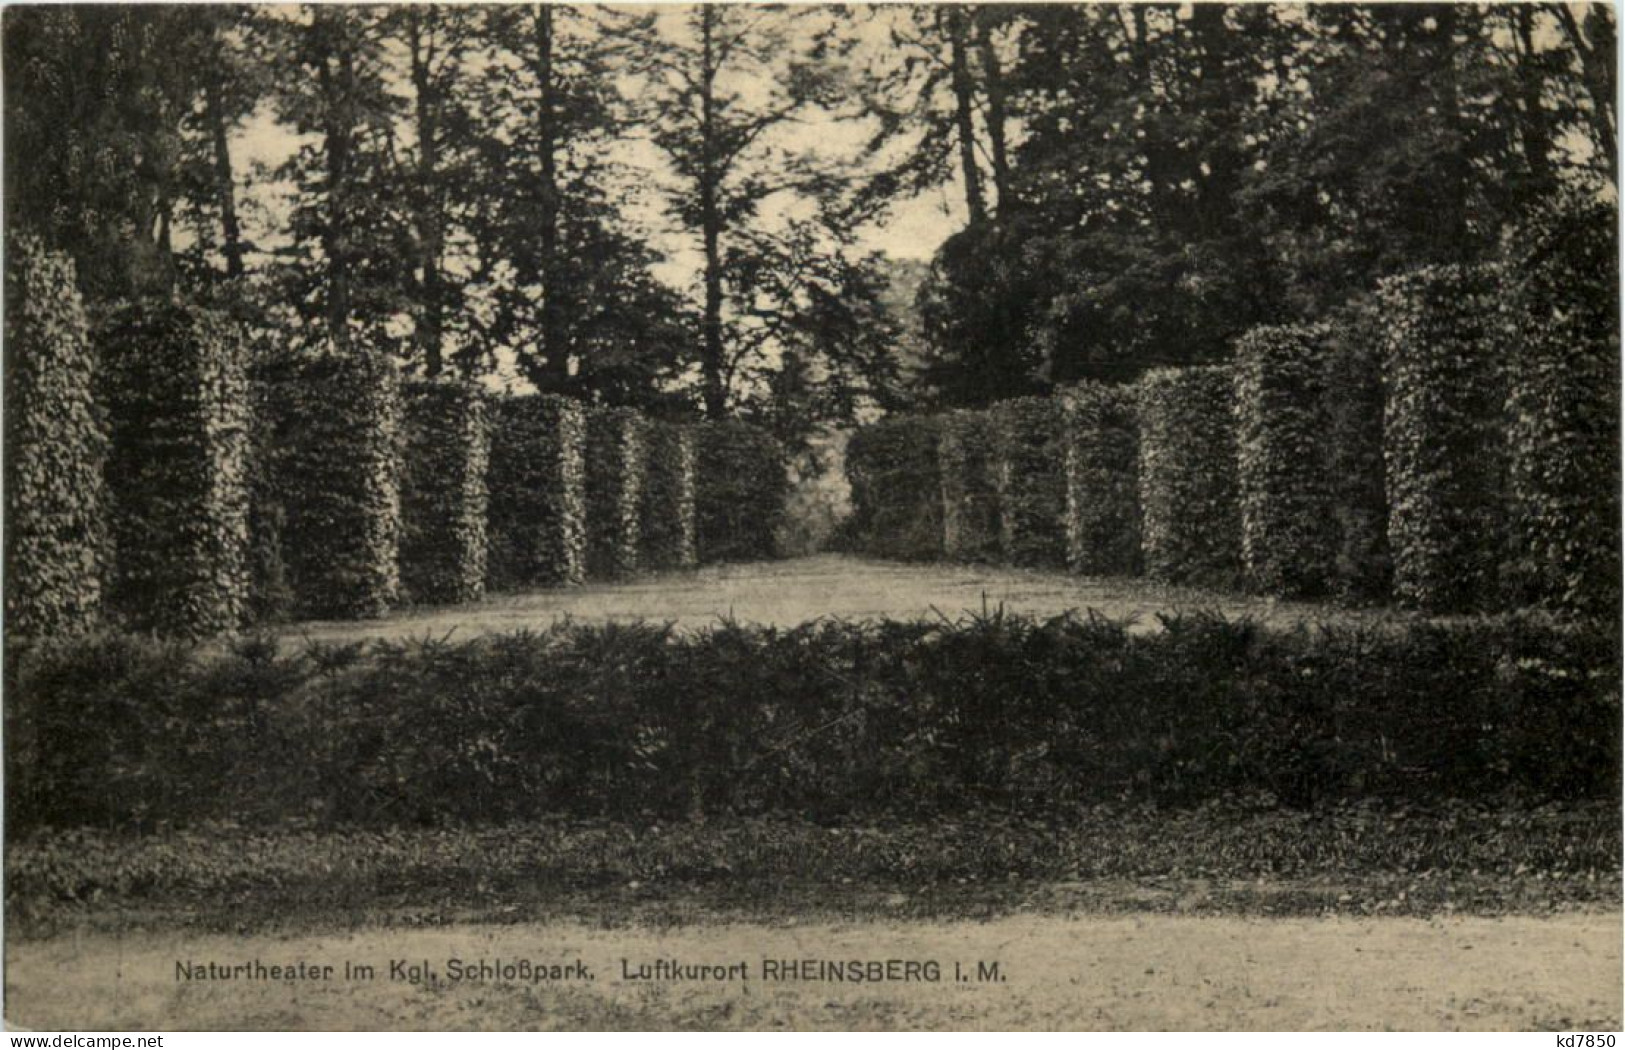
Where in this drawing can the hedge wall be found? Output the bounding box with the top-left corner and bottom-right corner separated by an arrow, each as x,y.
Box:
100,301 -> 252,637
400,380 -> 489,606
275,351 -> 403,620
585,407 -> 646,579
844,415 -> 944,561
8,614 -> 1615,830
1060,382 -> 1140,577
1136,366 -> 1242,586
1379,264 -> 1507,613
990,397 -> 1068,568
1322,303 -> 1392,600
640,422 -> 699,572
1500,195 -> 1620,618
1234,325 -> 1337,598
939,409 -> 999,562
3,233 -> 108,637
486,394 -> 586,590
695,419 -> 787,563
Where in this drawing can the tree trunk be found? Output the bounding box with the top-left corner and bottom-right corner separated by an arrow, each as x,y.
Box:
533,4 -> 567,391
409,8 -> 445,377
974,10 -> 1013,214
945,7 -> 986,225
318,10 -> 354,352
204,66 -> 244,279
699,6 -> 727,420
1513,6 -> 1555,197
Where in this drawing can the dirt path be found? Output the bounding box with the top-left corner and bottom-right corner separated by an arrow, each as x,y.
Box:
280,554 -> 1402,648
8,912 -> 1618,1031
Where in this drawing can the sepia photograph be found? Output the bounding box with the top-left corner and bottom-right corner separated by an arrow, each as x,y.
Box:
1,0 -> 1620,1034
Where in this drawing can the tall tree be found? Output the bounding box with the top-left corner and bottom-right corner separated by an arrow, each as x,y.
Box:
646,4 -> 876,420
269,5 -> 411,354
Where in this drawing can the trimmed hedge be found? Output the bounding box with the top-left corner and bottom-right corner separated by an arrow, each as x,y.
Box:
100,301 -> 252,637
1137,366 -> 1242,586
3,233 -> 108,637
1234,325 -> 1337,597
990,397 -> 1068,568
939,409 -> 999,562
585,407 -> 646,579
6,614 -> 1616,831
639,421 -> 699,571
844,415 -> 944,561
400,380 -> 489,605
695,420 -> 787,563
1379,264 -> 1507,613
1060,382 -> 1140,577
275,351 -> 403,620
1500,195 -> 1621,618
485,394 -> 586,590
1323,304 -> 1392,600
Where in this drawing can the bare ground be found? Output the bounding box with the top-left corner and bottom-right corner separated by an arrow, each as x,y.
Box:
278,554 -> 1410,648
6,911 -> 1619,1031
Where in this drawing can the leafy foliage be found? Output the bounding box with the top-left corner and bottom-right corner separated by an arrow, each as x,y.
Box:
938,409 -> 999,562
1060,381 -> 1140,577
639,422 -> 699,572
1379,264 -> 1508,612
1234,325 -> 1338,597
99,300 -> 252,637
990,397 -> 1068,568
694,420 -> 788,563
843,415 -> 944,561
485,395 -> 586,590
6,613 -> 1616,833
1136,367 -> 1242,586
1500,192 -> 1621,617
584,407 -> 645,580
272,350 -> 403,619
1322,303 -> 1392,600
399,380 -> 489,605
3,233 -> 108,637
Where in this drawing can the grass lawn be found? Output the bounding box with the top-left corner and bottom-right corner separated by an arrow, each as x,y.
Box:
276,554 -> 1416,648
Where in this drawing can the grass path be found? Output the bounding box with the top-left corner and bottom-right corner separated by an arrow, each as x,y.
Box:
279,554 -> 1406,648
7,912 -> 1619,1031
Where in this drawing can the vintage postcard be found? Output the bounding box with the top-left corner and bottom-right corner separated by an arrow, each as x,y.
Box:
3,1 -> 1620,1035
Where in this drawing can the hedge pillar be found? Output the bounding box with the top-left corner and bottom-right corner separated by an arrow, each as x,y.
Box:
1061,382 -> 1141,577
1379,264 -> 1507,612
486,394 -> 586,590
401,380 -> 490,605
586,407 -> 646,579
100,302 -> 252,636
939,409 -> 998,562
1136,366 -> 1241,586
1500,196 -> 1620,617
844,415 -> 944,561
640,422 -> 699,571
1234,325 -> 1337,597
695,420 -> 787,563
4,234 -> 109,637
277,351 -> 403,619
990,397 -> 1069,568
